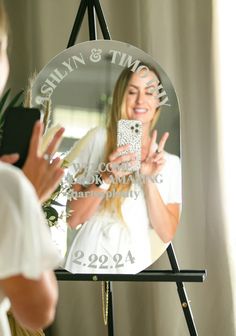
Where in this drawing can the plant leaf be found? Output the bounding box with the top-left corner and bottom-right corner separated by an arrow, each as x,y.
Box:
7,90 -> 24,109
50,199 -> 63,206
0,89 -> 25,124
43,206 -> 59,224
0,88 -> 11,115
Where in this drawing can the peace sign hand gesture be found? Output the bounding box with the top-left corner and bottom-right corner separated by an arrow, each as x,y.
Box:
140,130 -> 169,177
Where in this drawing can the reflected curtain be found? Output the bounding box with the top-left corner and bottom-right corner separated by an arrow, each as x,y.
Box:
4,0 -> 236,335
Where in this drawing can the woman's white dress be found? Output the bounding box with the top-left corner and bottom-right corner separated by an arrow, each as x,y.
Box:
64,127 -> 181,274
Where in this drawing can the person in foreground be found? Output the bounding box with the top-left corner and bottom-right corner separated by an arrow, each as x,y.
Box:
0,1 -> 64,335
64,63 -> 182,274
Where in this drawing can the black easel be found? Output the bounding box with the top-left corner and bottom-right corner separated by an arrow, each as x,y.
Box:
67,0 -> 110,47
55,1 -> 207,336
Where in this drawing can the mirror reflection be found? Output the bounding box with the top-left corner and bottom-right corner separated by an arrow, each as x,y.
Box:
32,40 -> 181,274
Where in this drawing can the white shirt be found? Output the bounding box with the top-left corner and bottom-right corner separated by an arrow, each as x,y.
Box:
0,163 -> 61,336
64,127 -> 181,274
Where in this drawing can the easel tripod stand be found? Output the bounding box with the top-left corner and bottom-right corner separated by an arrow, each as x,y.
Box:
54,1 -> 207,336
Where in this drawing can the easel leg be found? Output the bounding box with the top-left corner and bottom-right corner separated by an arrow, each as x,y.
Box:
67,0 -> 111,47
67,0 -> 87,48
167,244 -> 198,336
93,0 -> 111,39
87,0 -> 97,40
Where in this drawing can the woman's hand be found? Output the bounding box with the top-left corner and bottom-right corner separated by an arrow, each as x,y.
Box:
140,130 -> 169,177
105,144 -> 137,180
22,121 -> 65,203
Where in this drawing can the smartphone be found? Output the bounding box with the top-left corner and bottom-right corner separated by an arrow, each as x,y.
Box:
0,107 -> 41,168
117,119 -> 142,172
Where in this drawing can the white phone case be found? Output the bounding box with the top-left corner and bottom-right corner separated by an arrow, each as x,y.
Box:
117,120 -> 142,172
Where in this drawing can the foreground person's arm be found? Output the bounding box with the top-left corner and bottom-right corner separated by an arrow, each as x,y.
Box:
0,122 -> 65,330
0,272 -> 58,330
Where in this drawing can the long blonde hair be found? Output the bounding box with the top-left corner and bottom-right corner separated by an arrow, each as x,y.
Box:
101,63 -> 162,221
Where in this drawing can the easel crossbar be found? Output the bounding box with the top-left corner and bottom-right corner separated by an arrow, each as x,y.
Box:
55,269 -> 206,282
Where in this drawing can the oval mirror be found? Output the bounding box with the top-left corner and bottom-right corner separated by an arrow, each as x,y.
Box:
32,40 -> 181,274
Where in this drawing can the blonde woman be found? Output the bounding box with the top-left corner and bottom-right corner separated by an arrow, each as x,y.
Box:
65,64 -> 181,274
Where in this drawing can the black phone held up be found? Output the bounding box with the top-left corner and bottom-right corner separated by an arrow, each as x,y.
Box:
0,107 -> 41,168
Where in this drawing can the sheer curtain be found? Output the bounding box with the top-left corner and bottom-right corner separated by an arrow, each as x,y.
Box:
212,0 -> 236,328
5,0 -> 235,335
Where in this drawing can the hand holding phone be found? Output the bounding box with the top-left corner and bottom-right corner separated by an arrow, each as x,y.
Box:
0,107 -> 65,202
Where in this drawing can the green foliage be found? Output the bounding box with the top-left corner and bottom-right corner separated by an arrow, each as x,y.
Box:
42,183 -> 67,228
43,206 -> 59,227
0,88 -> 24,117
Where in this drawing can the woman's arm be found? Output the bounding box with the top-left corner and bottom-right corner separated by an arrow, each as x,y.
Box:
67,178 -> 108,228
0,271 -> 58,330
143,180 -> 180,243
67,145 -> 137,229
0,163 -> 60,330
141,131 -> 181,243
